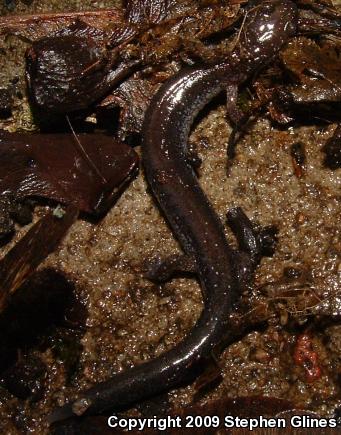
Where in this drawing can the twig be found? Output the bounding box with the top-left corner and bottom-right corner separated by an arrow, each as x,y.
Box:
66,115 -> 107,184
0,8 -> 124,34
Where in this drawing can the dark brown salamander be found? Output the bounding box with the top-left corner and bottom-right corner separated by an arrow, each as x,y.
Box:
49,0 -> 298,424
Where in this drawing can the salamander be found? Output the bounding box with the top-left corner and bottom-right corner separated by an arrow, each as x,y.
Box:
48,0 -> 298,423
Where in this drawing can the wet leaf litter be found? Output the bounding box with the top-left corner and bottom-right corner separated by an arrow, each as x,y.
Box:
0,0 -> 340,433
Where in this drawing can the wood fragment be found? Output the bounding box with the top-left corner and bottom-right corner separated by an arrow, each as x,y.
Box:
0,9 -> 124,37
0,205 -> 78,313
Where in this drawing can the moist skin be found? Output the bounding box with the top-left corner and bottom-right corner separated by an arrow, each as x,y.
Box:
49,0 -> 298,423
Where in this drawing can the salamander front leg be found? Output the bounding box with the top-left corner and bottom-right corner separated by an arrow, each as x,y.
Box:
225,85 -> 252,159
225,86 -> 263,160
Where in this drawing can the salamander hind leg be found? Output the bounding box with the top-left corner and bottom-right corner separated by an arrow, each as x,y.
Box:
144,253 -> 197,282
226,207 -> 278,293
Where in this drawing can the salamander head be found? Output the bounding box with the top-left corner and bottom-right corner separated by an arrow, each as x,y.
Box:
238,0 -> 298,68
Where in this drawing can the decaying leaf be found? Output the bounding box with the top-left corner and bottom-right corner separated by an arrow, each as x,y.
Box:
25,21 -> 136,113
23,0 -> 240,113
100,76 -> 162,138
0,131 -> 139,215
256,36 -> 341,123
278,37 -> 341,105
125,0 -> 178,24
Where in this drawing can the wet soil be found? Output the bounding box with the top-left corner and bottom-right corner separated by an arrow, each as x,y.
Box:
0,1 -> 340,434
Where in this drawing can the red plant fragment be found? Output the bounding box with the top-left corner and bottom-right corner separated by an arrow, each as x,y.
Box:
0,131 -> 138,215
293,333 -> 322,382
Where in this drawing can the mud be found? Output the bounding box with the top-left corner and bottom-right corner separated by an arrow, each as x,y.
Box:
0,1 -> 340,434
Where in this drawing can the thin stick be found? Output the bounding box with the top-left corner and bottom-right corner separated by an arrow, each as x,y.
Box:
0,8 -> 124,33
66,115 -> 108,184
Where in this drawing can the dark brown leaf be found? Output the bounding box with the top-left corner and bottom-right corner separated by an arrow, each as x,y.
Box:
100,77 -> 161,138
0,131 -> 139,215
25,0 -> 240,113
25,21 -> 131,113
279,37 -> 341,105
